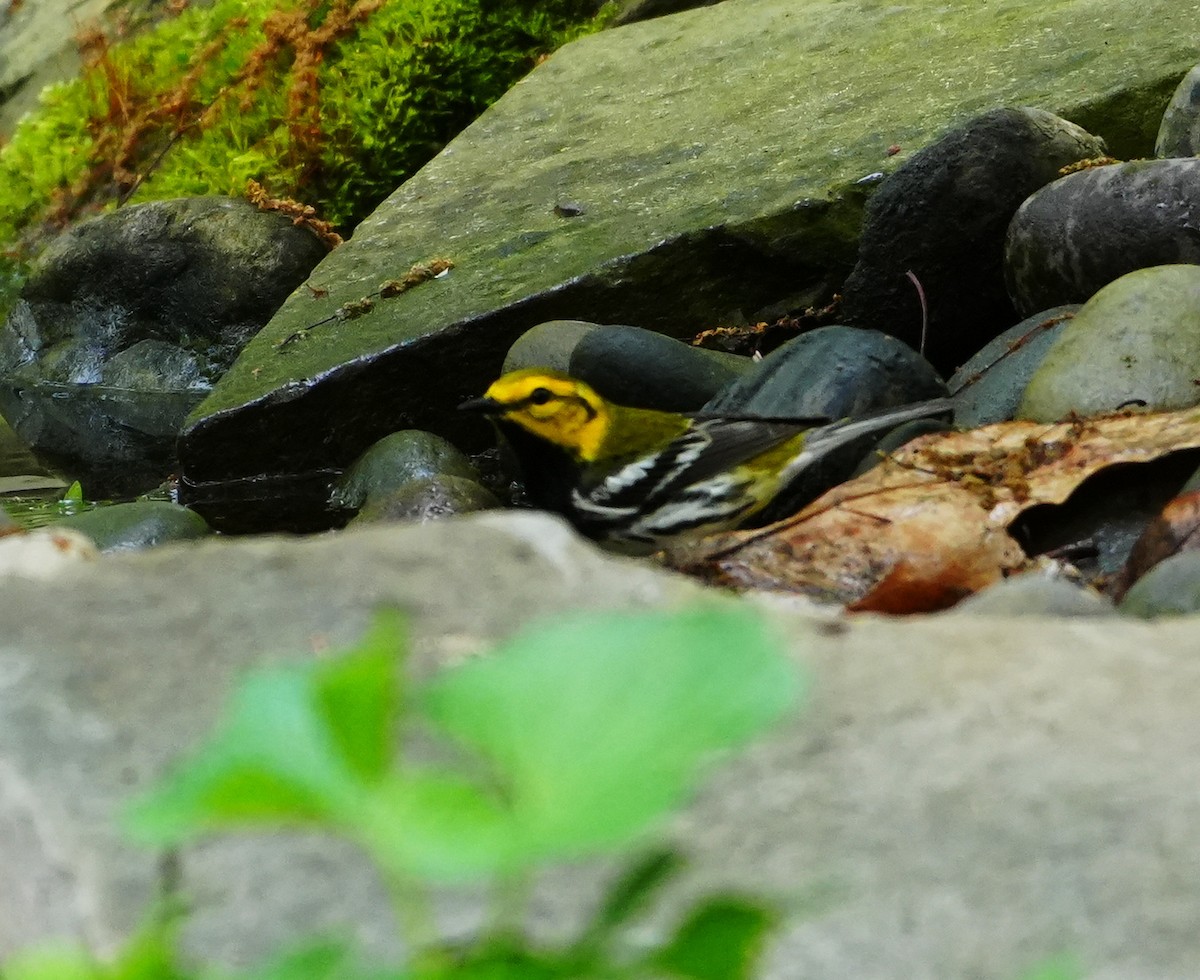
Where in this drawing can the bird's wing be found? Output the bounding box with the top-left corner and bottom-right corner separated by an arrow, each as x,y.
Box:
584,418 -> 805,509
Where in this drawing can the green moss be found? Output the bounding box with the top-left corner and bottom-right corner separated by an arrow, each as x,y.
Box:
0,0 -> 604,254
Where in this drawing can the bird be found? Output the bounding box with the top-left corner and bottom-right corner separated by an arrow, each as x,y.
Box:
460,367 -> 952,553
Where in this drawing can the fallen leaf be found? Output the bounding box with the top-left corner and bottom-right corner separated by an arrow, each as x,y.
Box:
665,408 -> 1200,610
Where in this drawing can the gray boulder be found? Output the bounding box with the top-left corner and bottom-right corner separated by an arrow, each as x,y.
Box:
1155,64 -> 1200,157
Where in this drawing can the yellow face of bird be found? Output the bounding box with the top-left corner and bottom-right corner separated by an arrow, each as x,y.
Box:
474,369 -> 613,462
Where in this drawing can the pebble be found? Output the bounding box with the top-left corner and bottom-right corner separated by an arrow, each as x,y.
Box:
1005,159 -> 1200,316
949,305 -> 1078,426
348,476 -> 499,526
1018,265 -> 1200,422
703,324 -> 946,418
947,574 -> 1116,617
59,501 -> 211,552
331,430 -> 482,512
1155,64 -> 1200,157
1118,551 -> 1200,618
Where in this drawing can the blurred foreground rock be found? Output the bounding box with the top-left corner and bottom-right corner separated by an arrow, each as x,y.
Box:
0,512 -> 1198,978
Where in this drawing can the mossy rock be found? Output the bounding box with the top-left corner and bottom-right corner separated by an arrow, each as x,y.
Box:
0,0 -> 604,249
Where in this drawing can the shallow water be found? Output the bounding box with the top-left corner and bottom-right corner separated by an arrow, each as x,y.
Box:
0,493 -> 98,530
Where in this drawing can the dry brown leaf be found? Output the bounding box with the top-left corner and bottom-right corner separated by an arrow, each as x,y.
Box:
665,407 -> 1200,609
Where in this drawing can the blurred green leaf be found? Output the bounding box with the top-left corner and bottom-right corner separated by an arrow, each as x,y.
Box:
358,770 -> 515,882
315,611 -> 405,783
1019,954 -> 1084,980
62,482 -> 84,503
411,606 -> 800,876
2,914 -> 188,980
575,848 -> 684,955
411,934 -> 571,980
231,940 -> 405,980
123,621 -> 404,845
2,947 -> 100,980
650,897 -> 776,980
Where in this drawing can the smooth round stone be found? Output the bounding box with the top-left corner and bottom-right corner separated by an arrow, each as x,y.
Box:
947,575 -> 1116,617
1156,64 -> 1200,157
331,430 -> 479,511
348,476 -> 499,526
1018,265 -> 1200,422
1118,551 -> 1200,618
569,323 -> 752,411
949,305 -> 1079,426
840,107 -> 1106,373
703,324 -> 946,418
59,501 -> 210,553
1005,159 -> 1200,316
502,320 -> 601,374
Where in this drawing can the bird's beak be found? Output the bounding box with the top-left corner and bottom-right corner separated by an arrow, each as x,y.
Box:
458,395 -> 503,414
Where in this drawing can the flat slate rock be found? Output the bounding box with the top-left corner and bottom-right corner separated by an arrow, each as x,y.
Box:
178,0 -> 1200,530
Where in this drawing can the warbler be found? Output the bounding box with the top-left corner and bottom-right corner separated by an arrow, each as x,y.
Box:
461,367 -> 952,553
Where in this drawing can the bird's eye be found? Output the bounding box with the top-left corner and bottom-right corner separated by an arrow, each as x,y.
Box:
529,387 -> 553,405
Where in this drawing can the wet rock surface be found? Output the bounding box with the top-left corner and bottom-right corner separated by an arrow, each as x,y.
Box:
331,429 -> 497,525
57,499 -> 211,552
0,197 -> 329,494
948,305 -> 1079,427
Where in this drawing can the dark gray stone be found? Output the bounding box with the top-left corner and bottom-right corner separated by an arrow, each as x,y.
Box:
1155,64 -> 1200,157
1005,159 -> 1200,316
702,325 -> 948,521
58,500 -> 211,552
704,325 -> 947,419
840,107 -> 1105,373
568,323 -> 751,412
949,305 -> 1078,427
503,320 -> 603,374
